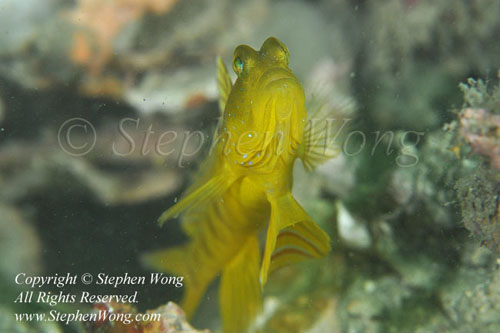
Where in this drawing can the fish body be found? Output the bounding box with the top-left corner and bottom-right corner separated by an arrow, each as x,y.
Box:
144,37 -> 333,332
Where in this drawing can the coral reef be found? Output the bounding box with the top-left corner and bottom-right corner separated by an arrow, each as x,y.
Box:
437,244 -> 500,333
65,0 -> 179,75
457,75 -> 500,171
456,168 -> 500,254
452,75 -> 500,254
458,107 -> 500,170
85,301 -> 209,333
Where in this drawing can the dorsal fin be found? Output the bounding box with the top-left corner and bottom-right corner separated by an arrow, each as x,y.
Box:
217,57 -> 232,113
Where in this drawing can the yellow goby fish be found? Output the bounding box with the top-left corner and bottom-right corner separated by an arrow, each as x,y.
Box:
143,37 -> 336,332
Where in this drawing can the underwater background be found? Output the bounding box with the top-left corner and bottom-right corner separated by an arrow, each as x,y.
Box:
1,0 -> 500,332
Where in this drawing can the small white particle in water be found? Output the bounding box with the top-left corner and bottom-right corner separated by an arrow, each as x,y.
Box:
228,113 -> 231,117
257,153 -> 261,157
243,154 -> 248,158
248,161 -> 253,165
240,162 -> 244,165
174,197 -> 178,203
248,133 -> 253,137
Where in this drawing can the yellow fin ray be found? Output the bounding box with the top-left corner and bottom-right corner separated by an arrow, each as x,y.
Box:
217,57 -> 232,113
141,245 -> 209,318
158,173 -> 235,225
299,95 -> 355,171
220,235 -> 261,333
269,220 -> 330,274
260,193 -> 330,286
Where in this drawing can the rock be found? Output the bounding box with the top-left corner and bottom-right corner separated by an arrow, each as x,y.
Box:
440,266 -> 500,332
336,201 -> 371,250
339,276 -> 412,333
85,301 -> 210,332
305,299 -> 341,333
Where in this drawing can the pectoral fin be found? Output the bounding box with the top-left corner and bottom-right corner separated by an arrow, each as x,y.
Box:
158,173 -> 235,225
220,235 -> 261,333
260,193 -> 330,286
299,96 -> 355,170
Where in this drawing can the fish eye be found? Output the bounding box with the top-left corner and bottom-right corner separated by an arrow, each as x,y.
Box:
232,45 -> 257,75
234,57 -> 244,74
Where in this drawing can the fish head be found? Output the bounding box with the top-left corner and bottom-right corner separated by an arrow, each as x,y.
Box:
230,37 -> 300,103
222,37 -> 306,170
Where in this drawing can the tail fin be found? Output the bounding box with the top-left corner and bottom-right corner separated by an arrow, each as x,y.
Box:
141,245 -> 209,318
260,193 -> 331,286
219,235 -> 261,333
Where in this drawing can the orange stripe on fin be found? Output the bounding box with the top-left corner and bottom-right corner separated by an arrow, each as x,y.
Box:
276,229 -> 323,257
271,246 -> 314,261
